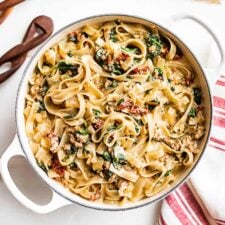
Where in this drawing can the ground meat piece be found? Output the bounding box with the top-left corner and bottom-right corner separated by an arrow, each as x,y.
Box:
188,125 -> 205,140
130,66 -> 150,75
118,98 -> 133,110
52,159 -> 65,177
92,119 -> 104,130
48,132 -> 59,153
69,134 -> 76,144
164,138 -> 181,151
76,133 -> 89,143
181,135 -> 199,153
117,180 -> 134,198
116,53 -> 129,62
159,153 -> 170,163
129,105 -> 148,116
74,141 -> 83,148
89,191 -> 101,201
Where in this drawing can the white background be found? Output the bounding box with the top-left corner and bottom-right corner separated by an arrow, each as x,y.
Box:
0,0 -> 225,224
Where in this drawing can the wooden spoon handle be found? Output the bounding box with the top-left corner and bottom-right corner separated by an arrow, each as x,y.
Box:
0,15 -> 54,84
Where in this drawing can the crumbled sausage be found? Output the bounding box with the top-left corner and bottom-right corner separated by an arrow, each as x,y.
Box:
48,132 -> 59,153
129,105 -> 148,116
92,119 -> 104,130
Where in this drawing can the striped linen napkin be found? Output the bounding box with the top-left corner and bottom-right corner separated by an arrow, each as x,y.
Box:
158,75 -> 225,225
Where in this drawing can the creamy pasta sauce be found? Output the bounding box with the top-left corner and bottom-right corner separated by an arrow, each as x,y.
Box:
24,19 -> 205,205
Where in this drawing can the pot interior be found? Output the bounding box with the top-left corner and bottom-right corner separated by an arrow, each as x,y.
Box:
16,14 -> 212,210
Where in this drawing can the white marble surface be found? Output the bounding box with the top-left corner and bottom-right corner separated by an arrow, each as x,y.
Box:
0,0 -> 225,224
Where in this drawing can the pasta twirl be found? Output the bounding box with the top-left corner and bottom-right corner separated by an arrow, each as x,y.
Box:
24,19 -> 205,205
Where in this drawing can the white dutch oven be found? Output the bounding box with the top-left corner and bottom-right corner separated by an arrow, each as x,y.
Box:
0,14 -> 225,214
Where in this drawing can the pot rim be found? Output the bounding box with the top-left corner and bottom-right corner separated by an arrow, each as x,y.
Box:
15,13 -> 213,211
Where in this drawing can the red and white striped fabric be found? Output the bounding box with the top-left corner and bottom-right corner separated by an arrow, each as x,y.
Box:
158,76 -> 225,225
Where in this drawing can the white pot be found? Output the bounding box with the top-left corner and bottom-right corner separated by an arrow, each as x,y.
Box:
1,13 -> 224,214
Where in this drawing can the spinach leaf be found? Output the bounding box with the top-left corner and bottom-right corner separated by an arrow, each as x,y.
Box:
112,62 -> 124,75
37,101 -> 46,113
95,48 -> 107,65
103,169 -> 113,180
39,80 -> 49,96
164,169 -> 172,177
67,51 -> 73,57
57,62 -> 79,76
79,129 -> 89,135
189,108 -> 197,117
63,114 -> 75,119
68,33 -> 78,43
102,151 -> 112,162
37,161 -> 48,173
117,98 -> 125,106
109,27 -> 117,42
193,87 -> 202,105
145,33 -> 162,59
93,109 -> 101,116
113,153 -> 126,169
153,67 -> 163,79
121,46 -> 140,54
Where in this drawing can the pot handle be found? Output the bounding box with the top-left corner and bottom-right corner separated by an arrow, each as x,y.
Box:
169,13 -> 225,75
0,135 -> 72,214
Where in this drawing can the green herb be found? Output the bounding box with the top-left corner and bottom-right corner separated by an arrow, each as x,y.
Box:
109,27 -> 117,42
113,153 -> 126,169
112,62 -> 124,75
117,98 -> 125,106
147,74 -> 152,81
105,79 -> 118,90
107,125 -> 115,132
150,35 -> 161,47
37,101 -> 46,113
39,80 -> 49,96
57,62 -> 79,76
164,169 -> 172,177
102,151 -> 112,162
107,124 -> 122,132
69,162 -> 77,169
37,161 -> 48,173
134,58 -> 141,64
145,33 -> 162,59
67,145 -> 77,155
112,80 -> 118,87
95,48 -> 107,65
193,87 -> 202,105
135,119 -> 144,126
189,108 -> 197,117
121,46 -> 140,54
126,75 -> 133,79
93,109 -> 101,116
79,129 -> 89,135
63,114 -> 75,119
154,67 -> 163,78
68,33 -> 78,43
103,169 -> 113,180
135,126 -> 140,133
67,51 -> 73,57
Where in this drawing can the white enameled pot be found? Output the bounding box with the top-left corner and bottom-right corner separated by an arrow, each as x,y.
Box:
1,14 -> 225,214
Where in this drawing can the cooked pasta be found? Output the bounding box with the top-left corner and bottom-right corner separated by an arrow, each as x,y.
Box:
24,19 -> 205,205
